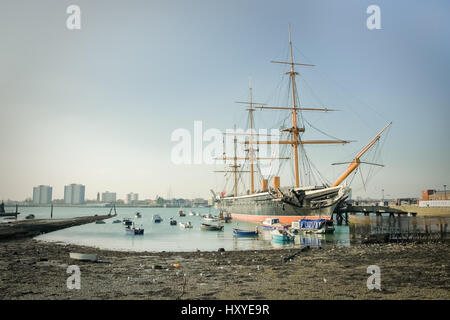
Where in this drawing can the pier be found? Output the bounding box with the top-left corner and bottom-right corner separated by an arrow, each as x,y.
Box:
0,214 -> 115,241
334,203 -> 417,224
0,203 -> 20,218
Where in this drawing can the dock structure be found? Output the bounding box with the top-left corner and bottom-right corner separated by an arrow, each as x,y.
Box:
0,214 -> 115,241
0,203 -> 20,218
334,203 -> 417,225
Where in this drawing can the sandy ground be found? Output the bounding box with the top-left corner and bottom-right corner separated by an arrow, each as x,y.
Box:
0,238 -> 448,300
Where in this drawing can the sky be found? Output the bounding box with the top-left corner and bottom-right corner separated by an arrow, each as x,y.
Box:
0,0 -> 449,201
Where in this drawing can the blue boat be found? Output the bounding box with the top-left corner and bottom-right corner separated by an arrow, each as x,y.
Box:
122,218 -> 133,226
291,219 -> 335,234
153,214 -> 163,223
232,228 -> 258,237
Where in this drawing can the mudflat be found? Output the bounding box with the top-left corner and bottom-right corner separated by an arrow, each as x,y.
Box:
0,238 -> 448,300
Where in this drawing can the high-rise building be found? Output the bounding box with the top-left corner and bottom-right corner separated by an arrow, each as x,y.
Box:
32,185 -> 52,204
126,192 -> 139,204
64,184 -> 85,204
102,191 -> 116,203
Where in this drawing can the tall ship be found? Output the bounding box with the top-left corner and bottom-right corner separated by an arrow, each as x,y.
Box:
213,27 -> 391,224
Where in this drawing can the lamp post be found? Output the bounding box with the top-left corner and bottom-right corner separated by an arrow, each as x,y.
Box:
444,184 -> 447,200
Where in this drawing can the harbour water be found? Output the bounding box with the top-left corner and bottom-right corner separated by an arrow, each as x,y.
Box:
2,206 -> 448,252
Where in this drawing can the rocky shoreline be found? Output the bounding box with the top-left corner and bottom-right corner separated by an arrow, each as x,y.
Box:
0,238 -> 448,300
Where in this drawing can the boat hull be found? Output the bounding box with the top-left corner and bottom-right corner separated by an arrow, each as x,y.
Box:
218,185 -> 349,224
233,229 -> 258,236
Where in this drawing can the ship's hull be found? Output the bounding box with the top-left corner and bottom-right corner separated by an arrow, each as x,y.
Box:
217,185 -> 350,224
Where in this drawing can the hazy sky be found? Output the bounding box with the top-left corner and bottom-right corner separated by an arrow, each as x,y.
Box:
1,0 -> 449,201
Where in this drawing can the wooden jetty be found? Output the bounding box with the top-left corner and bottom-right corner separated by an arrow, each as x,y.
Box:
334,203 -> 417,224
0,203 -> 20,218
0,214 -> 115,241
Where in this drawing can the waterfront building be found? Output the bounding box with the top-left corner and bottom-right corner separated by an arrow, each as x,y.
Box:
102,191 -> 116,203
421,189 -> 450,201
126,192 -> 139,204
32,185 -> 52,204
64,184 -> 85,204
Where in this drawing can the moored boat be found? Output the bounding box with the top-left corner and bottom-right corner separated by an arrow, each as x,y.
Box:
200,223 -> 224,231
178,210 -> 186,217
233,228 -> 258,237
271,229 -> 295,242
135,212 -> 142,218
291,218 -> 335,234
260,218 -> 289,230
212,27 -> 391,225
122,218 -> 133,226
69,252 -> 98,262
125,222 -> 144,235
169,218 -> 177,225
153,214 -> 163,223
180,221 -> 193,229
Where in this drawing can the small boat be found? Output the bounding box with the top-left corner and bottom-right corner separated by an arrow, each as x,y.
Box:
261,218 -> 289,230
122,218 -> 133,226
25,214 -> 35,220
95,220 -> 106,224
291,219 -> 335,234
203,213 -> 219,222
195,212 -> 201,216
69,252 -> 98,262
271,229 -> 295,242
112,219 -> 121,224
169,218 -> 177,225
135,212 -> 142,218
153,214 -> 163,223
204,217 -> 219,222
180,221 -> 193,229
200,223 -> 224,231
219,211 -> 232,223
189,211 -> 195,216
233,228 -> 258,237
125,223 -> 144,235
178,210 -> 186,217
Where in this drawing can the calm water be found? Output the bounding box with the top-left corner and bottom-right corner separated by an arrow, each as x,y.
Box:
2,206 -> 448,252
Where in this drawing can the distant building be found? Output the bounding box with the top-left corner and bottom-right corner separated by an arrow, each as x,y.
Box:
193,198 -> 208,207
102,191 -> 116,203
97,192 -> 100,202
420,189 -> 450,201
32,185 -> 52,204
64,184 -> 85,204
126,192 -> 139,204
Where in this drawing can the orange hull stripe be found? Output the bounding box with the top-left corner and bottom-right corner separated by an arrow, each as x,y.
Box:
230,213 -> 331,224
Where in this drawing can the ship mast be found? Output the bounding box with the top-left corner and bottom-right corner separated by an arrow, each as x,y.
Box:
214,126 -> 247,197
250,26 -> 351,188
246,79 -> 257,193
331,122 -> 392,187
288,25 -> 301,188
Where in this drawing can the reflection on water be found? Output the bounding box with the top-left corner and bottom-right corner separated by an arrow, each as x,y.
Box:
349,215 -> 449,243
6,206 -> 447,251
